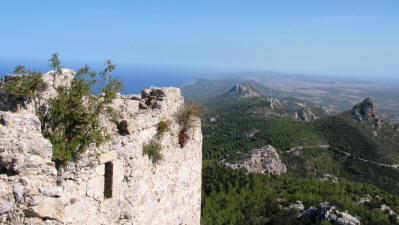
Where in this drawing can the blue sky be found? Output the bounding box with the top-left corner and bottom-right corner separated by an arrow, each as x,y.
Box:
1,0 -> 398,78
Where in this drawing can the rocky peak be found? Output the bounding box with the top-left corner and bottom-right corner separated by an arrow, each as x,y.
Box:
265,97 -> 282,109
352,97 -> 378,121
295,108 -> 317,121
227,84 -> 262,98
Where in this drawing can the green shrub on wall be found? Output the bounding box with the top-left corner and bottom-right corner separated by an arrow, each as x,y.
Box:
157,120 -> 169,136
143,142 -> 162,164
43,55 -> 123,166
2,53 -> 123,167
3,65 -> 46,109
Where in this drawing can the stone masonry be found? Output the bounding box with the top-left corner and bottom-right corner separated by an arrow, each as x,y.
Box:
0,69 -> 202,225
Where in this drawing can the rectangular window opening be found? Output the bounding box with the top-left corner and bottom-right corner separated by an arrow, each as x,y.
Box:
104,161 -> 113,199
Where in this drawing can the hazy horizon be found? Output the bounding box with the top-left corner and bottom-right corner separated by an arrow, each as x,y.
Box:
1,58 -> 398,86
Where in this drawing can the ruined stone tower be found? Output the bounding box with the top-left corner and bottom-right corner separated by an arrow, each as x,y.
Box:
0,69 -> 202,224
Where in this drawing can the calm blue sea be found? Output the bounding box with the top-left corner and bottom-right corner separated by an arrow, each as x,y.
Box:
117,70 -> 196,94
0,63 -> 196,94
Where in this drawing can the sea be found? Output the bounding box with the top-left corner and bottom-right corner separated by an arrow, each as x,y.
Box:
0,62 -> 197,94
116,69 -> 196,94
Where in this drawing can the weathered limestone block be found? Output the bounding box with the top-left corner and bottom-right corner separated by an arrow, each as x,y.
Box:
98,151 -> 118,164
86,176 -> 104,199
0,110 -> 53,173
25,198 -> 65,222
0,201 -> 11,215
39,186 -> 63,197
13,185 -> 23,202
63,198 -> 99,224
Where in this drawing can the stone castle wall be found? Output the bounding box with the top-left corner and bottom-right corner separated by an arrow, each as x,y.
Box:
0,69 -> 202,224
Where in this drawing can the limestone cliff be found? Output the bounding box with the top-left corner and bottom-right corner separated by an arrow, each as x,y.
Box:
220,145 -> 287,175
0,69 -> 202,225
352,97 -> 378,121
226,83 -> 262,98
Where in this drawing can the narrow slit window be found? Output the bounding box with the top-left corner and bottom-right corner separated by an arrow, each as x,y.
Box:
104,161 -> 113,199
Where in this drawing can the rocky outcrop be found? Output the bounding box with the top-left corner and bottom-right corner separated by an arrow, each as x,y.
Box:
221,145 -> 287,175
245,98 -> 324,121
241,128 -> 258,138
266,97 -> 282,109
357,195 -> 371,204
352,97 -> 378,121
289,201 -> 305,211
0,110 -> 61,224
227,84 -> 262,98
0,69 -> 202,225
380,204 -> 395,216
295,107 -> 317,121
301,202 -> 360,225
0,110 -> 53,173
380,204 -> 399,223
319,173 -> 338,183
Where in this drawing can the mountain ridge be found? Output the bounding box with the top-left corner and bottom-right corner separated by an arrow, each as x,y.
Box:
181,77 -> 399,122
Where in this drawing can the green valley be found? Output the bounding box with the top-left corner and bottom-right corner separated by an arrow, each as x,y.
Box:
190,82 -> 399,225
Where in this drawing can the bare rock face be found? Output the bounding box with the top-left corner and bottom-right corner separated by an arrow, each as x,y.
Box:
301,202 -> 360,225
319,174 -> 338,183
0,201 -> 11,215
353,97 -> 378,121
0,110 -> 60,224
241,128 -> 258,138
295,108 -> 317,121
266,97 -> 282,109
228,84 -> 262,98
221,145 -> 287,175
0,110 -> 53,173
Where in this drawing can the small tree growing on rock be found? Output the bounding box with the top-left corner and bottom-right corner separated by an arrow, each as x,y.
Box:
3,65 -> 46,110
2,54 -> 123,167
41,54 -> 123,166
48,53 -> 62,87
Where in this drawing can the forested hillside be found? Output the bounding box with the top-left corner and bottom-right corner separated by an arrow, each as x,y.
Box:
196,84 -> 399,225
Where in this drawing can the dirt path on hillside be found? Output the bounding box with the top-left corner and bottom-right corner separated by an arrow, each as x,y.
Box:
285,145 -> 399,169
286,144 -> 330,153
329,147 -> 399,169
